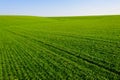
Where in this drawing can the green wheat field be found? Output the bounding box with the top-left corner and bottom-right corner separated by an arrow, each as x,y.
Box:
0,15 -> 120,80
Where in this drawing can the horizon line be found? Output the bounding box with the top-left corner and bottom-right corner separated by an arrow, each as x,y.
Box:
0,14 -> 120,17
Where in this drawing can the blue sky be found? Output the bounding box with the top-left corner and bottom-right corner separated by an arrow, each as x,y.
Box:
0,0 -> 120,16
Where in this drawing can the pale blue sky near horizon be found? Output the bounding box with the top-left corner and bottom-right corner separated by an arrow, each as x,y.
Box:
0,0 -> 120,16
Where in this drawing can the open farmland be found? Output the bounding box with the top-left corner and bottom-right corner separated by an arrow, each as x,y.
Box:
0,15 -> 120,80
